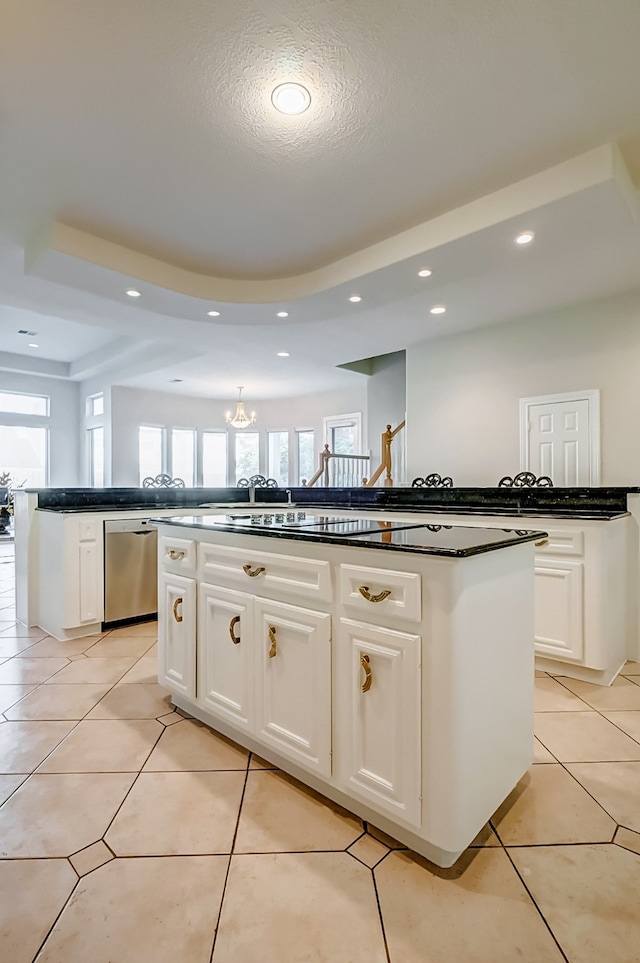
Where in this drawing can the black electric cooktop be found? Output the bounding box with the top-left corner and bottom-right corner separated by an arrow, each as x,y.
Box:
209,512 -> 423,538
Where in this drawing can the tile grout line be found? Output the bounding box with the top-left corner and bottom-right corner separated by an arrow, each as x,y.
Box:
492,823 -> 571,963
208,750 -> 253,963
29,864 -> 82,962
370,865 -> 392,963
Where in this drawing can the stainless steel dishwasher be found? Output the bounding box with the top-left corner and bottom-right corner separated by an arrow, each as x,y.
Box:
103,518 -> 158,625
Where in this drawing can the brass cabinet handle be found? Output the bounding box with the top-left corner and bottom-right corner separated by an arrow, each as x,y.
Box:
268,625 -> 277,659
172,597 -> 183,623
360,653 -> 372,693
358,585 -> 391,603
243,564 -> 266,578
229,615 -> 241,645
535,538 -> 548,547
167,549 -> 186,561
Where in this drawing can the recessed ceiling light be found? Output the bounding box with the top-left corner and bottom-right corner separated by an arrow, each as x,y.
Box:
276,311 -> 289,318
430,304 -> 446,315
515,231 -> 535,245
271,83 -> 311,115
277,352 -> 290,357
418,268 -> 432,277
126,289 -> 141,297
349,295 -> 362,303
207,310 -> 221,317
28,342 -> 39,348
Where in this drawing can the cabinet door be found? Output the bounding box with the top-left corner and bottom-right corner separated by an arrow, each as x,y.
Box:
158,572 -> 196,699
254,599 -> 331,777
336,618 -> 422,827
198,584 -> 253,730
535,559 -> 584,661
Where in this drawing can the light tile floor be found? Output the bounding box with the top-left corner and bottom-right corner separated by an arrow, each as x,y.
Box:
1,544 -> 640,961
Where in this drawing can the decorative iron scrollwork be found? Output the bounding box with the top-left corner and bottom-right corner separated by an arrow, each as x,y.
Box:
411,474 -> 454,488
142,474 -> 185,488
237,475 -> 278,488
498,472 -> 553,488
425,524 -> 453,532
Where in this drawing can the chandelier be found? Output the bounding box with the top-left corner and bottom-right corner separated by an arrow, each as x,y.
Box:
225,386 -> 256,429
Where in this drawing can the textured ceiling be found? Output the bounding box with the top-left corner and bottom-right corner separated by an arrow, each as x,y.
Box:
1,0 -> 640,397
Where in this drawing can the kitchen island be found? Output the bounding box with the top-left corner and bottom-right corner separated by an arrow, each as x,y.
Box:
154,513 -> 540,867
13,485 -> 640,683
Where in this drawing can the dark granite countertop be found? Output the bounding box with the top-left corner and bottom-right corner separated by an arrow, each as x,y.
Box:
151,514 -> 543,558
20,485 -> 638,519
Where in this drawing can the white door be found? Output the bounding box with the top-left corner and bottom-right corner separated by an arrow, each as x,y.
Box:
335,618 -> 422,827
521,391 -> 599,486
198,584 -> 253,730
253,598 -> 332,777
158,572 -> 196,699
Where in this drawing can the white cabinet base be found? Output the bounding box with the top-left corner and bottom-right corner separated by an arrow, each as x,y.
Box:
171,694 -> 466,868
535,655 -> 626,687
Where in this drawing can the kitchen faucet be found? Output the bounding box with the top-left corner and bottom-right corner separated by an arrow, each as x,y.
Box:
285,489 -> 293,505
248,484 -> 256,504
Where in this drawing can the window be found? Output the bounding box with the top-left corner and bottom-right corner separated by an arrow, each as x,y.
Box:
0,391 -> 49,416
88,427 -> 104,487
235,432 -> 259,482
296,429 -> 315,485
138,426 -> 165,484
267,431 -> 289,486
0,425 -> 48,487
87,394 -> 104,417
202,432 -> 228,487
323,413 -> 362,455
171,429 -> 195,487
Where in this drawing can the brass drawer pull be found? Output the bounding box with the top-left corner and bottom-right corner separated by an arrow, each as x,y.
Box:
243,564 -> 266,578
268,625 -> 277,659
358,585 -> 391,603
360,653 -> 372,693
167,549 -> 186,561
229,615 -> 241,645
535,538 -> 548,547
172,597 -> 183,623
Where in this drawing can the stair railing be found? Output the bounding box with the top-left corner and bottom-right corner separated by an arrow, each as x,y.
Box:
363,421 -> 406,488
303,445 -> 371,487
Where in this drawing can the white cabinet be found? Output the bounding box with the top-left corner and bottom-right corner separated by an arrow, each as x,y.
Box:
197,583 -> 332,775
339,563 -> 421,623
198,584 -> 253,731
67,515 -> 103,628
253,598 -> 332,777
158,571 -> 196,699
534,558 -> 584,661
335,617 -> 422,826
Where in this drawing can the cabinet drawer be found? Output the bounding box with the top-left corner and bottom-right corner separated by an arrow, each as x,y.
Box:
160,535 -> 196,575
535,529 -> 584,557
199,542 -> 332,603
340,564 -> 421,622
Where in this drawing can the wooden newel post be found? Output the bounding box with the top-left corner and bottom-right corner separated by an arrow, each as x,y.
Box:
321,444 -> 331,487
383,424 -> 393,487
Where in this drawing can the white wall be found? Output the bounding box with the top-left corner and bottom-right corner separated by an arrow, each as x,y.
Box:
406,289 -> 640,486
0,371 -> 80,486
366,351 -> 406,459
108,383 -> 367,486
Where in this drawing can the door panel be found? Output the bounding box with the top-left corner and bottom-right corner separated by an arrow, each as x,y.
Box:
336,618 -> 422,827
527,398 -> 591,485
254,598 -> 331,776
198,584 -> 253,730
534,559 -> 584,661
158,572 -> 196,698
